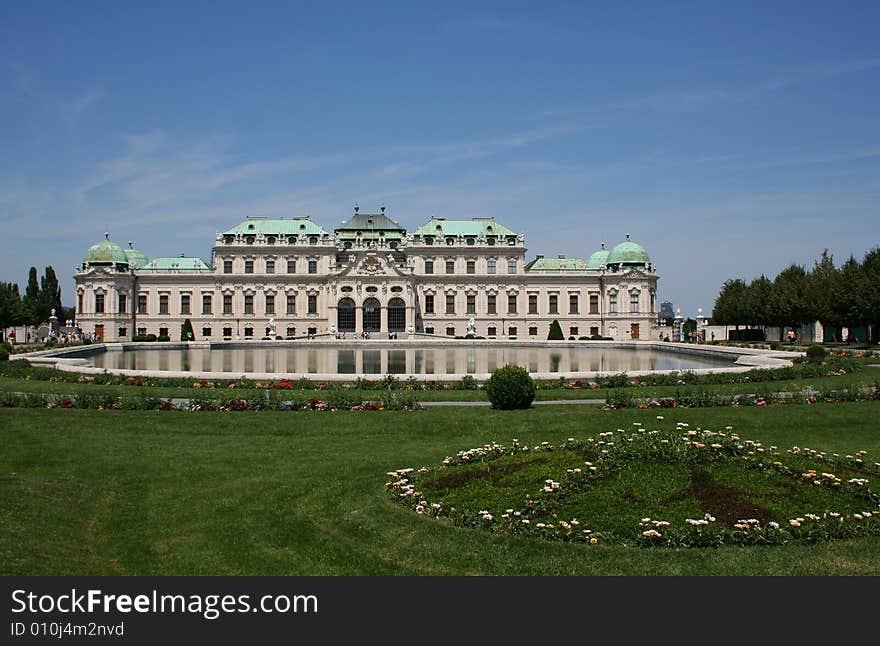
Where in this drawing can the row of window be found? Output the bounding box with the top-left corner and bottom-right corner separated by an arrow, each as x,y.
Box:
92,293 -> 319,316
418,235 -> 518,247
92,291 -> 644,316
421,293 -> 639,315
424,258 -> 518,275
122,326 -> 318,339
222,258 -> 319,275
423,325 -> 600,337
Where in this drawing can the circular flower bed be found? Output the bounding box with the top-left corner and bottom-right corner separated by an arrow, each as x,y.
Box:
386,420 -> 880,547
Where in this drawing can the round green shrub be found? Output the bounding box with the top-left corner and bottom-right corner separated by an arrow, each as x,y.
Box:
806,344 -> 826,361
0,347 -> 8,362
157,334 -> 171,342
485,364 -> 535,409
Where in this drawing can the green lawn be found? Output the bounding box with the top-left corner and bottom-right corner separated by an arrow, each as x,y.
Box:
2,401 -> 879,575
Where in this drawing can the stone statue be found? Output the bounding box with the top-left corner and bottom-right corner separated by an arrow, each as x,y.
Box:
467,317 -> 476,334
268,318 -> 276,337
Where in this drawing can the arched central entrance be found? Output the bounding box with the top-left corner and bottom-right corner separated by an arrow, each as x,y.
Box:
387,297 -> 406,332
363,298 -> 381,332
337,298 -> 355,332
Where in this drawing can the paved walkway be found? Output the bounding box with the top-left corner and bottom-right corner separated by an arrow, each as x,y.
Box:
421,399 -> 604,407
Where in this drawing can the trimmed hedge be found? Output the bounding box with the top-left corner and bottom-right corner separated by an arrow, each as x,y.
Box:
806,344 -> 826,361
485,364 -> 535,410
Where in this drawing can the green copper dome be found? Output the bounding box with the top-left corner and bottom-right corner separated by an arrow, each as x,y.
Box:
606,235 -> 650,266
586,244 -> 610,269
124,241 -> 149,269
84,233 -> 128,265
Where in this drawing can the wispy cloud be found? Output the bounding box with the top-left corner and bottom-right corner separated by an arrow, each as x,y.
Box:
60,89 -> 102,122
622,57 -> 880,111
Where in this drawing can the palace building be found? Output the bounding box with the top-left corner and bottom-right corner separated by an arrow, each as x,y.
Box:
74,207 -> 659,342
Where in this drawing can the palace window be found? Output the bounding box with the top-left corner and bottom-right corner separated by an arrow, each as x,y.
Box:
287,294 -> 295,315
223,259 -> 233,274
508,259 -> 517,274
308,294 -> 317,314
487,326 -> 497,336
569,294 -> 579,314
202,294 -> 212,315
549,294 -> 558,314
424,294 -> 434,314
159,294 -> 169,315
223,294 -> 232,315
308,260 -> 317,274
570,326 -> 579,337
446,259 -> 455,274
487,259 -> 496,274
609,293 -> 618,313
118,327 -> 127,337
446,327 -> 455,336
137,294 -> 147,315
445,293 -> 455,314
466,259 -> 475,274
95,293 -> 104,313
180,294 -> 191,315
159,327 -> 169,338
529,326 -> 538,336
590,294 -> 599,314
508,327 -> 517,336
630,291 -> 640,313
244,327 -> 253,338
425,260 -> 433,274
425,327 -> 434,335
78,293 -> 83,312
223,327 -> 233,338
287,259 -> 296,273
118,294 -> 127,314
265,294 -> 274,315
590,326 -> 599,337
266,259 -> 275,274
244,294 -> 254,315
467,294 -> 476,315
528,294 -> 538,314
286,327 -> 295,338
244,260 -> 253,274
507,294 -> 517,314
202,327 -> 211,337
487,294 -> 496,315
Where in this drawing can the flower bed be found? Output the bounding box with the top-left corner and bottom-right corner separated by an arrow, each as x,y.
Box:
386,421 -> 880,547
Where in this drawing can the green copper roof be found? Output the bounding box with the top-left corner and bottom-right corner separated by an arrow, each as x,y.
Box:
414,217 -> 516,237
607,235 -> 650,265
124,242 -> 149,269
526,257 -> 590,271
335,210 -> 405,232
586,246 -> 610,269
84,233 -> 128,265
222,217 -> 328,236
139,257 -> 212,271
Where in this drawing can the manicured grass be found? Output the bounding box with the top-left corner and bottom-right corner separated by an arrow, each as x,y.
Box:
2,401 -> 879,575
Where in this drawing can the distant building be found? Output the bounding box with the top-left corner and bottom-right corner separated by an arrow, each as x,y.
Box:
659,301 -> 675,321
74,208 -> 660,342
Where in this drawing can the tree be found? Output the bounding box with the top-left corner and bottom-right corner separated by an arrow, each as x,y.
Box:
713,279 -> 744,327
772,265 -> 811,340
547,319 -> 564,340
0,282 -> 24,340
23,267 -> 40,326
39,266 -> 62,324
747,275 -> 775,331
806,250 -> 840,338
833,256 -> 869,340
861,247 -> 880,342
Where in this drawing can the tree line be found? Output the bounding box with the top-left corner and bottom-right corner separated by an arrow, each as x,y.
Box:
1,266 -> 72,336
712,248 -> 880,341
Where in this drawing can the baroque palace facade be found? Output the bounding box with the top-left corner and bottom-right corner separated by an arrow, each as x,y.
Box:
75,208 -> 659,342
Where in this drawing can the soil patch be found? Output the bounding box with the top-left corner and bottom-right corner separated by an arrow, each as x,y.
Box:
662,467 -> 773,525
428,457 -> 550,489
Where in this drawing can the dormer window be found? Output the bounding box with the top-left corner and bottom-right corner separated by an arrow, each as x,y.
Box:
425,236 -> 434,245
466,237 -> 475,245
446,237 -> 454,246
247,224 -> 255,230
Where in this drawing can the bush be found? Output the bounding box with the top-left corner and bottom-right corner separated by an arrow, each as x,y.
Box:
485,364 -> 535,410
0,347 -> 8,362
181,318 -> 195,341
157,334 -> 171,342
806,344 -> 826,361
547,320 -> 564,341
132,334 -> 157,342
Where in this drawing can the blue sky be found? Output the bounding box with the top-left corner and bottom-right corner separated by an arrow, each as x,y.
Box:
1,1 -> 878,316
